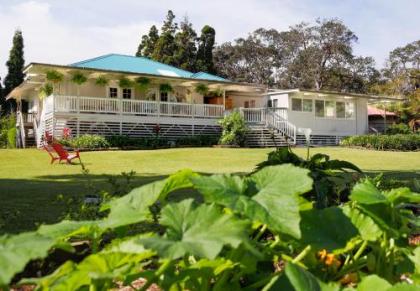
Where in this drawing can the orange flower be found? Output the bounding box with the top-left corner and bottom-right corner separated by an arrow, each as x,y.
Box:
318,249 -> 327,261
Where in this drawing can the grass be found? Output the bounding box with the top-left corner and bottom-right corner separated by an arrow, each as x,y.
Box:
1,147 -> 419,234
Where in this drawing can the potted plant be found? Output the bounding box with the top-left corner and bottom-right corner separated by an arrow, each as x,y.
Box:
135,77 -> 150,92
159,83 -> 173,93
118,77 -> 134,89
95,75 -> 109,87
45,69 -> 64,94
195,83 -> 209,96
38,83 -> 54,99
71,71 -> 88,96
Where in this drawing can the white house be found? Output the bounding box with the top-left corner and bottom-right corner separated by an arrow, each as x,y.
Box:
7,53 -> 399,147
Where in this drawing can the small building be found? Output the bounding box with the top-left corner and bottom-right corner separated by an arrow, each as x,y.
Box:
367,106 -> 398,133
7,54 -> 401,147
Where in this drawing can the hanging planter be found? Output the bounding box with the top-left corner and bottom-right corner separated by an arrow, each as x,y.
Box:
71,71 -> 88,85
45,69 -> 64,94
159,83 -> 173,93
135,77 -> 150,92
38,83 -> 53,99
95,75 -> 109,87
119,77 -> 134,88
195,83 -> 209,96
209,87 -> 223,97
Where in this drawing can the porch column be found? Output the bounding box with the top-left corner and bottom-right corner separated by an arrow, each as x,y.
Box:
223,90 -> 226,110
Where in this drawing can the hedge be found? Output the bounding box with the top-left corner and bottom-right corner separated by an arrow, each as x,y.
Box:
341,134 -> 420,151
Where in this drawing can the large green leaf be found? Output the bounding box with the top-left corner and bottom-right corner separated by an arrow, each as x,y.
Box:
140,199 -> 249,259
192,174 -> 268,225
101,169 -> 195,229
300,207 -> 359,252
342,206 -> 383,242
251,165 -> 313,238
350,180 -> 387,204
357,275 -> 391,291
193,165 -> 313,239
0,232 -> 55,286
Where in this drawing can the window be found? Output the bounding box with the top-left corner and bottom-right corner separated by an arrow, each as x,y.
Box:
292,98 -> 312,112
315,100 -> 324,117
325,101 -> 335,118
272,99 -> 278,108
336,102 -> 345,118
122,88 -> 132,99
267,100 -> 273,107
109,87 -> 118,98
250,100 -> 256,108
291,98 -> 302,111
160,92 -> 168,102
345,102 -> 354,118
302,99 -> 313,112
244,101 -> 249,108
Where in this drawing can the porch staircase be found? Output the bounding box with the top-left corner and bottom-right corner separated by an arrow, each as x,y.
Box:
242,108 -> 297,148
245,125 -> 289,147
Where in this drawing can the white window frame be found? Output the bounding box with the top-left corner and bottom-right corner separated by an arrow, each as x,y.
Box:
122,88 -> 133,99
314,98 -> 355,120
108,87 -> 118,98
291,97 -> 313,113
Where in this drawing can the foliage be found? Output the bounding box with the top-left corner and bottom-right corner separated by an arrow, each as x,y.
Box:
118,77 -> 134,89
386,123 -> 413,135
341,134 -> 420,151
2,30 -> 24,112
136,25 -> 160,58
174,16 -> 198,71
196,25 -> 216,74
151,10 -> 178,66
134,77 -> 150,92
215,19 -> 380,92
94,75 -> 109,87
159,83 -> 173,93
38,83 -> 53,99
195,83 -> 209,95
59,134 -> 110,150
0,114 -> 16,148
0,164 -> 419,289
135,11 -> 216,73
218,110 -> 248,146
45,70 -> 64,84
256,147 -> 362,208
71,71 -> 88,97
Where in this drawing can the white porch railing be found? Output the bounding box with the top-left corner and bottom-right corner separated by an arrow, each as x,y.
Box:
48,95 -> 224,119
240,107 -> 297,144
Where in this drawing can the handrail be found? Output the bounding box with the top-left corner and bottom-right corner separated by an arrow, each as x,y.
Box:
17,111 -> 26,148
52,95 -> 224,118
240,107 -> 296,144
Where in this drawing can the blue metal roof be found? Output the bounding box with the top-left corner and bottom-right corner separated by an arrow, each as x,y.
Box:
71,54 -> 229,82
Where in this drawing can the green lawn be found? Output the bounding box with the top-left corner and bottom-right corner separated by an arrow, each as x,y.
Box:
1,147 -> 419,234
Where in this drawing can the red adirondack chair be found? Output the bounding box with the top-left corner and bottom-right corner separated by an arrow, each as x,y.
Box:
44,145 -> 60,164
51,143 -> 81,164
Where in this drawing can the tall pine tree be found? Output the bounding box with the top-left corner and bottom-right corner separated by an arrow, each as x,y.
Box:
196,25 -> 216,73
3,30 -> 24,112
174,16 -> 197,71
136,25 -> 159,58
152,10 -> 178,66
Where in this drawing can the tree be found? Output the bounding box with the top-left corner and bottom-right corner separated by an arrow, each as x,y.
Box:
196,25 -> 216,73
214,32 -> 275,85
152,10 -> 178,65
3,30 -> 25,112
136,25 -> 159,58
174,16 -> 197,71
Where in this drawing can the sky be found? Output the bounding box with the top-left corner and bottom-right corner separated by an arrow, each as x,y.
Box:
0,0 -> 419,77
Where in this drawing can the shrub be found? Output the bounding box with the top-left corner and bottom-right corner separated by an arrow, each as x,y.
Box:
175,135 -> 219,147
60,134 -> 110,150
341,134 -> 420,151
218,110 -> 247,146
0,114 -> 16,148
385,123 -> 412,135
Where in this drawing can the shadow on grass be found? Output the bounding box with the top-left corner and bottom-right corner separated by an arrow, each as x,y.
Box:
1,169 -> 418,234
0,173 -> 166,234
